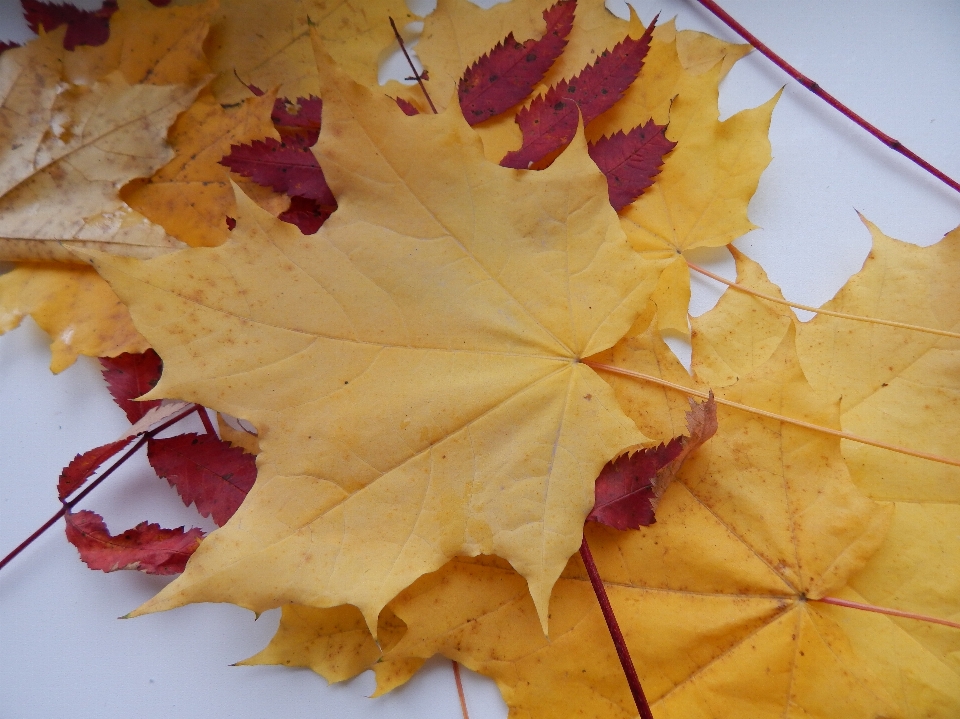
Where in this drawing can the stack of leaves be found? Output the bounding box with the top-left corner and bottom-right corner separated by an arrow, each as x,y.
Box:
1,0 -> 957,717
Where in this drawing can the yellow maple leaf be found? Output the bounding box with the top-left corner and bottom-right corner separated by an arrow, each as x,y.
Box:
247,314 -> 942,717
0,33 -> 197,263
88,38 -> 664,633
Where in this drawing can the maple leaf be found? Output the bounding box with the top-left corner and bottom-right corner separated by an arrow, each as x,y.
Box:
587,394 -> 716,530
250,314 -> 901,717
690,222 -> 960,703
0,262 -> 149,372
87,37 -> 664,634
99,348 -> 162,423
65,509 -> 204,575
57,436 -> 135,501
458,0 -> 574,126
147,432 -> 257,527
0,32 -> 198,264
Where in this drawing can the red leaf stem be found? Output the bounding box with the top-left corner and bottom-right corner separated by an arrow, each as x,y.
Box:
690,0 -> 960,195
389,16 -> 437,114
451,660 -> 471,719
0,403 -> 200,572
813,596 -> 960,630
197,407 -> 217,436
579,534 -> 655,719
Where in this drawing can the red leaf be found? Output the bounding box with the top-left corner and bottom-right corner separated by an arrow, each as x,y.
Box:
395,96 -> 420,116
221,138 -> 334,202
278,195 -> 337,235
65,510 -> 203,575
147,433 -> 257,527
57,436 -> 135,501
22,0 -> 117,51
587,395 -> 717,530
501,15 -> 657,170
458,0 -> 575,126
271,95 -> 323,147
225,216 -> 236,230
588,120 -> 676,210
99,349 -> 162,424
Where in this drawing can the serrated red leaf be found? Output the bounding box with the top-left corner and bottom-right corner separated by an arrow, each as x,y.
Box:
501,16 -> 657,170
57,436 -> 135,501
271,95 -> 323,147
587,395 -> 717,530
147,433 -> 257,527
65,509 -> 203,575
459,0 -> 575,126
588,120 -> 676,210
99,349 -> 162,424
221,138 -> 334,202
278,195 -> 337,235
22,0 -> 117,51
395,96 -> 420,116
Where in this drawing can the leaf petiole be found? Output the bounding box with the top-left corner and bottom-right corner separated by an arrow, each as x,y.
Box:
687,261 -> 960,340
583,361 -> 960,468
579,534 -> 655,719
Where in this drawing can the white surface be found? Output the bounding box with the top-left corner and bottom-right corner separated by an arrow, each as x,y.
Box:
1,1 -> 958,718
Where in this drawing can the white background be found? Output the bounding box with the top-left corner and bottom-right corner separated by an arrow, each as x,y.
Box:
1,1 -> 958,717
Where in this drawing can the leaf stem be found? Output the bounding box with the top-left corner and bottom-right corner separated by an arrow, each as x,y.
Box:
813,596 -> 960,630
688,0 -> 960,195
579,534 -> 655,719
686,262 -> 960,340
583,361 -> 960,469
388,16 -> 437,114
196,406 -> 217,436
451,660 -> 471,719
0,403 -> 200,573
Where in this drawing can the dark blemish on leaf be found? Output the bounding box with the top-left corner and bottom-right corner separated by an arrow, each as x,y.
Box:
553,101 -> 565,111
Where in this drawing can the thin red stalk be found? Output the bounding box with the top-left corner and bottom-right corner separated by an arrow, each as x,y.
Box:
0,404 -> 199,572
814,596 -> 960,630
689,0 -> 960,195
196,406 -> 217,436
579,535 -> 655,719
451,661 -> 471,719
388,16 -> 437,114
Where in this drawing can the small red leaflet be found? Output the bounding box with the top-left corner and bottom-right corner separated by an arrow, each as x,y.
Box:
147,433 -> 257,527
459,0 -> 575,126
587,395 -> 717,530
501,14 -> 657,170
221,93 -> 337,236
65,510 -> 204,575
57,436 -> 135,501
100,349 -> 163,423
22,0 -> 118,50
588,120 -> 676,210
